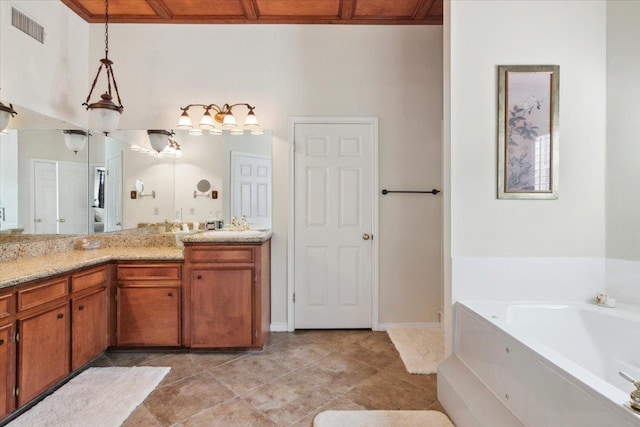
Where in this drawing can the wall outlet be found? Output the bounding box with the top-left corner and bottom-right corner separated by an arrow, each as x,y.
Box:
189,208 -> 195,215
0,207 -> 4,222
154,207 -> 159,215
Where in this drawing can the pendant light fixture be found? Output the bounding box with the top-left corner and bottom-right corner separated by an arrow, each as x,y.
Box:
176,103 -> 264,136
146,129 -> 182,158
147,129 -> 173,153
83,0 -> 123,132
63,129 -> 89,154
0,101 -> 17,133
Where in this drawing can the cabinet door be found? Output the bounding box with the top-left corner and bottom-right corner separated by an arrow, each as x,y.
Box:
191,269 -> 253,348
117,287 -> 180,346
0,324 -> 14,419
18,304 -> 70,406
72,288 -> 108,370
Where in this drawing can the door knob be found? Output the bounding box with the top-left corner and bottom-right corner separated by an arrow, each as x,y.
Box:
59,218 -> 66,223
362,233 -> 370,240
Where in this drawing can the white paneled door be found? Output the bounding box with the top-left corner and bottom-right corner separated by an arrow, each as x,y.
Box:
231,152 -> 272,230
105,152 -> 123,232
33,160 -> 58,234
294,122 -> 375,329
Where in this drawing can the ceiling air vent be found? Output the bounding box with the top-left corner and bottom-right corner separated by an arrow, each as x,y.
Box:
11,7 -> 45,44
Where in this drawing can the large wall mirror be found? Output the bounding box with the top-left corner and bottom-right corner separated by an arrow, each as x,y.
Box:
0,105 -> 272,244
0,106 -> 89,242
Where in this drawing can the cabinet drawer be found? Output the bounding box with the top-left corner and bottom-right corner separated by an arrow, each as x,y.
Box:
188,247 -> 255,264
18,278 -> 68,312
0,294 -> 14,322
117,264 -> 181,281
71,266 -> 107,293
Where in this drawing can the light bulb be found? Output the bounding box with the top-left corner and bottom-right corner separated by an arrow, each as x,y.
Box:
221,112 -> 237,130
177,110 -> 193,129
199,110 -> 215,130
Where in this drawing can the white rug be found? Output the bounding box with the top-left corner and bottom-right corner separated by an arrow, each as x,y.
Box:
8,366 -> 170,427
314,410 -> 455,427
387,327 -> 444,374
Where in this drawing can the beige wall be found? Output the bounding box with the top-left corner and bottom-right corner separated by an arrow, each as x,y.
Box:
0,1 -> 89,127
448,0 -> 607,260
445,0 -> 608,344
2,4 -> 445,327
90,24 -> 444,326
606,1 -> 640,262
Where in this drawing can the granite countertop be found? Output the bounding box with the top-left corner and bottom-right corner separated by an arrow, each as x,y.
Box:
182,230 -> 273,244
0,230 -> 273,289
0,247 -> 184,289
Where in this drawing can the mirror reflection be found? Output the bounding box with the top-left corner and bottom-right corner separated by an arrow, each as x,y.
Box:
0,105 -> 272,245
0,106 -> 88,242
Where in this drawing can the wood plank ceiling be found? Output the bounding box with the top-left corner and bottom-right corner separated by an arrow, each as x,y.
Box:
60,0 -> 443,25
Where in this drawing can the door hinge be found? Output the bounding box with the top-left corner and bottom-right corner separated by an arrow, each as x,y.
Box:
292,140 -> 296,152
254,330 -> 258,338
254,273 -> 258,282
12,387 -> 18,397
14,332 -> 19,343
293,292 -> 296,303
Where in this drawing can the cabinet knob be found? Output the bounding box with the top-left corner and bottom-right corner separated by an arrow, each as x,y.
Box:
168,292 -> 173,297
78,305 -> 85,311
57,313 -> 64,319
196,275 -> 202,280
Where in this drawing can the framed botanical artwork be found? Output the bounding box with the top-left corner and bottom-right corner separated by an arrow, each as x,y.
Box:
497,65 -> 559,199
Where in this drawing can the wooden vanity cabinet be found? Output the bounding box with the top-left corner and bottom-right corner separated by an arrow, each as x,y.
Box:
116,263 -> 181,347
16,276 -> 70,407
70,266 -> 109,370
184,241 -> 271,349
12,264 -> 109,409
0,292 -> 15,419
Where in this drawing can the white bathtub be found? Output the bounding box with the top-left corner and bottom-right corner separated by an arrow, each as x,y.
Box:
438,301 -> 640,427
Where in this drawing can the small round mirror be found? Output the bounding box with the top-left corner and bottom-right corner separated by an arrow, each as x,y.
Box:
196,179 -> 211,192
135,179 -> 144,193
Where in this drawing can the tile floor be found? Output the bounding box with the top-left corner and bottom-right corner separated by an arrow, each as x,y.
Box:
91,330 -> 444,427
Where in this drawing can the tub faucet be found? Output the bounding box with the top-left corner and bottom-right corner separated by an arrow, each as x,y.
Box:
619,371 -> 640,412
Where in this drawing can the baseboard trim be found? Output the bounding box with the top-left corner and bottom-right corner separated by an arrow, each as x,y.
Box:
270,322 -> 288,332
378,322 -> 441,331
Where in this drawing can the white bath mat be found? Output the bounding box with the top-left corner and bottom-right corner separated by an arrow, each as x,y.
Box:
387,327 -> 444,374
314,410 -> 454,427
7,366 -> 170,427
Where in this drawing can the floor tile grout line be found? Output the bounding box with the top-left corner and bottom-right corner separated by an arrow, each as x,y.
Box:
110,332 -> 442,427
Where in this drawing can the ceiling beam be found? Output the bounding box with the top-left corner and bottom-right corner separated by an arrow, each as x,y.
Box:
59,0 -> 93,22
144,0 -> 173,20
340,0 -> 355,20
414,0 -> 437,20
240,0 -> 259,20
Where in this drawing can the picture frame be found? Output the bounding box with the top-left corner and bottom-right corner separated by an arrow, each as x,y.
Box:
497,65 -> 559,199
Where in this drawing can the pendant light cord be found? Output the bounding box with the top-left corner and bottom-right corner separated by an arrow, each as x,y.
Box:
104,0 -> 109,59
83,0 -> 123,111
